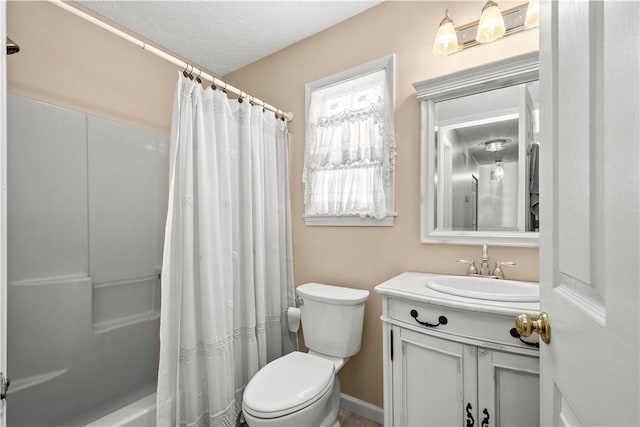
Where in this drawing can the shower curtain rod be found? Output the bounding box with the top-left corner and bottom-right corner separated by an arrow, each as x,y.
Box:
46,0 -> 294,122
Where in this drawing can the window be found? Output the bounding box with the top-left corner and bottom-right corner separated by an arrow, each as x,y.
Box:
303,54 -> 395,226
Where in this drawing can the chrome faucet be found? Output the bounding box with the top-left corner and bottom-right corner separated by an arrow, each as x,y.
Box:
479,243 -> 490,276
458,243 -> 516,279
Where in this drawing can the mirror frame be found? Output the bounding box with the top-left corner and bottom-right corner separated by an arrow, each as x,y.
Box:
414,52 -> 540,247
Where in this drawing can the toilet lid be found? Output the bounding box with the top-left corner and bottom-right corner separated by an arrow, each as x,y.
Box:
243,351 -> 335,419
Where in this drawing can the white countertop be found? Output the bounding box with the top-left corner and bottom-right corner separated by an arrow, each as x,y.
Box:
375,272 -> 540,317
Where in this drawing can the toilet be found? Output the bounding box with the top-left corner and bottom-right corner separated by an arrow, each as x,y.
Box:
242,283 -> 369,427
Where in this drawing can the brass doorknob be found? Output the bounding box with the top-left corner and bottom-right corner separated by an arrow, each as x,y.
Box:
515,312 -> 551,344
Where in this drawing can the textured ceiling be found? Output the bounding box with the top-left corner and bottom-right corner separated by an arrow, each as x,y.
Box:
79,1 -> 381,76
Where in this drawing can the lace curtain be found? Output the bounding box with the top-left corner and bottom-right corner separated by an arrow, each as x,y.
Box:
303,69 -> 394,220
157,75 -> 296,427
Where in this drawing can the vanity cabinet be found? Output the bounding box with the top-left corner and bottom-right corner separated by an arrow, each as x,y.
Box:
377,272 -> 540,427
390,327 -> 477,426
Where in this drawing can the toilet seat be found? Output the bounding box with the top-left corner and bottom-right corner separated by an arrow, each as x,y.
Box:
243,351 -> 335,419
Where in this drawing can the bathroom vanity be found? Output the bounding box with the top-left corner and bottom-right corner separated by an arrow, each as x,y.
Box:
376,272 -> 540,427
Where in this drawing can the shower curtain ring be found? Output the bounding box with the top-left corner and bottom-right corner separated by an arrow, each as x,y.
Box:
196,69 -> 202,84
188,65 -> 194,80
182,63 -> 190,78
222,82 -> 227,94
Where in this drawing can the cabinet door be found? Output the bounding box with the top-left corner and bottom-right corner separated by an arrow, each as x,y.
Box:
477,348 -> 539,427
392,327 -> 477,427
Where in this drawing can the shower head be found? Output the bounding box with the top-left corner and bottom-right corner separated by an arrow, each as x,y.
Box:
7,37 -> 20,55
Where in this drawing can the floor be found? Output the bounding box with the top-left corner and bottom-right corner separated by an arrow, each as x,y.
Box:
338,409 -> 382,427
240,409 -> 381,427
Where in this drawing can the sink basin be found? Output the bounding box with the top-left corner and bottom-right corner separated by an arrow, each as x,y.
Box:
426,276 -> 539,302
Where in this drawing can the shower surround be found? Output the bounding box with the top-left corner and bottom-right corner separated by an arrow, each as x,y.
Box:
7,94 -> 168,426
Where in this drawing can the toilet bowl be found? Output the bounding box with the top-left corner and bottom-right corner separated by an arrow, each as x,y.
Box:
242,283 -> 369,427
242,352 -> 341,427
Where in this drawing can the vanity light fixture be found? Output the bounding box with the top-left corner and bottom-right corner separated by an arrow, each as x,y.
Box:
433,9 -> 459,56
524,0 -> 540,29
432,1 -> 537,56
476,1 -> 506,43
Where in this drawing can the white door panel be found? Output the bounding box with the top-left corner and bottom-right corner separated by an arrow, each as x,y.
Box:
539,1 -> 639,426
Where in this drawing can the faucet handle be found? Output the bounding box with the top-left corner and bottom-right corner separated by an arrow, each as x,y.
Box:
493,261 -> 515,279
457,259 -> 478,275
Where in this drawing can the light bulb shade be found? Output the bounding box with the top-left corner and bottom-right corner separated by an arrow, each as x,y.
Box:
525,0 -> 540,28
475,1 -> 506,43
494,162 -> 505,181
433,21 -> 459,55
433,11 -> 459,56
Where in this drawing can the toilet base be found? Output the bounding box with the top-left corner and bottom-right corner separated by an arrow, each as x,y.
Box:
319,376 -> 341,427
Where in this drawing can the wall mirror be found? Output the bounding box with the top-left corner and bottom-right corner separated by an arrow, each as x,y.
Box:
414,52 -> 539,246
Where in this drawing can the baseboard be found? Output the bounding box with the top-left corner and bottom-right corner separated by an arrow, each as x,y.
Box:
340,393 -> 384,424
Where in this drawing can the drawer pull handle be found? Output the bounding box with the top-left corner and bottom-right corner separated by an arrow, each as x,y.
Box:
510,328 -> 540,348
481,408 -> 490,427
410,309 -> 448,328
466,402 -> 475,427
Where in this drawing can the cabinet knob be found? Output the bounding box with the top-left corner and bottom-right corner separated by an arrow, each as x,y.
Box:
515,312 -> 551,344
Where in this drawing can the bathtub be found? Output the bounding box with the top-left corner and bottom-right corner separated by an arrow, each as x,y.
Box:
85,393 -> 156,427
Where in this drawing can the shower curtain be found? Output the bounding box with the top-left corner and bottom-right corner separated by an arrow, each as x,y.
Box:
156,75 -> 296,427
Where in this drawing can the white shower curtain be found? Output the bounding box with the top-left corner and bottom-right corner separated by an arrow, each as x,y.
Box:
156,75 -> 296,427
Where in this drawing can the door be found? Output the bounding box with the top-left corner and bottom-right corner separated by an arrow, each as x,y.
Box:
0,2 -> 8,426
539,1 -> 639,425
392,327 -> 477,427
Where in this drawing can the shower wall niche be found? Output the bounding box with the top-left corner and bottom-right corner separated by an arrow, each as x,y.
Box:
7,94 -> 168,426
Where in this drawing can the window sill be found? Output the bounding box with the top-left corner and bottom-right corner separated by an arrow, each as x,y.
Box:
303,214 -> 396,227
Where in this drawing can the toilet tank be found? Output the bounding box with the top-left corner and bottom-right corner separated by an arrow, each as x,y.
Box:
297,283 -> 369,358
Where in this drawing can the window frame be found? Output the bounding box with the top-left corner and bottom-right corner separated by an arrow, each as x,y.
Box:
303,54 -> 396,227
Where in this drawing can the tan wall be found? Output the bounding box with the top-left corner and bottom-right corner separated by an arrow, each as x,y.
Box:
224,1 -> 539,408
6,1 -> 210,134
8,0 -> 540,411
